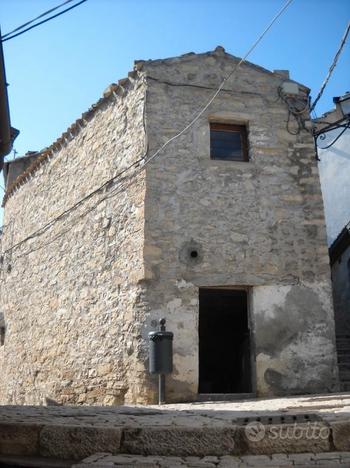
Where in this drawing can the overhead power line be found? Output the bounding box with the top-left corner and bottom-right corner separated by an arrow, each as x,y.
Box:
310,21 -> 350,112
1,0 -> 88,43
1,0 -> 294,257
143,0 -> 294,170
1,0 -> 75,39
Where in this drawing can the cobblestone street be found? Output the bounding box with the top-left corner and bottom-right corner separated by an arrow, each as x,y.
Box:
0,393 -> 350,466
73,451 -> 350,467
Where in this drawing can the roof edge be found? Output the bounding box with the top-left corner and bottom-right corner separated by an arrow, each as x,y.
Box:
2,47 -> 310,206
2,70 -> 143,207
134,46 -> 310,92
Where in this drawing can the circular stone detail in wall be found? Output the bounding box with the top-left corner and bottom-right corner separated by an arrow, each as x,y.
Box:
179,239 -> 203,266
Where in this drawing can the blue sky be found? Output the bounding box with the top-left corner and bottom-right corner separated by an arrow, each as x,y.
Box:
0,0 -> 349,221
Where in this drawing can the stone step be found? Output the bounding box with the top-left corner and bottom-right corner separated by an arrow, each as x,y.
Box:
2,452 -> 350,468
0,419 -> 344,461
0,454 -> 74,467
197,393 -> 256,401
0,400 -> 349,462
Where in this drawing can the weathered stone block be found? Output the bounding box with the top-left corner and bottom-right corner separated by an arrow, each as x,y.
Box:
122,427 -> 237,456
234,423 -> 330,455
0,423 -> 42,456
40,425 -> 122,460
331,421 -> 350,451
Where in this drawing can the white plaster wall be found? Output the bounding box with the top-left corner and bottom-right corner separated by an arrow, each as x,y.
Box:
318,128 -> 350,244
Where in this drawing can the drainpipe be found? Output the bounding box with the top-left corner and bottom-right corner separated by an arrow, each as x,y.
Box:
0,28 -> 18,171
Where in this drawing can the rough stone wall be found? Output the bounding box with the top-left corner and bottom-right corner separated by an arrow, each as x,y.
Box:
140,49 -> 338,401
0,76 -> 148,405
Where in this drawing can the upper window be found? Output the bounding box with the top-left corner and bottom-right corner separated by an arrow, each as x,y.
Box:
210,123 -> 248,162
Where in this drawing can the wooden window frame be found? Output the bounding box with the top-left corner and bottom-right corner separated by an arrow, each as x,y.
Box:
210,122 -> 249,162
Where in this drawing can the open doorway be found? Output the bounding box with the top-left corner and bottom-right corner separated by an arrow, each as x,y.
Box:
199,288 -> 253,394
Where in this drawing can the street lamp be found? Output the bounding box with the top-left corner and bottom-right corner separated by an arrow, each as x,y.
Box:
333,93 -> 350,118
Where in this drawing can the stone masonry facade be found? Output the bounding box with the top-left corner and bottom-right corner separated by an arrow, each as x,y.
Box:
0,47 -> 339,405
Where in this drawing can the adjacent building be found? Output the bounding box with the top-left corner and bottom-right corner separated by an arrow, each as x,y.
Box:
0,48 -> 339,405
316,93 -> 350,245
315,94 -> 350,390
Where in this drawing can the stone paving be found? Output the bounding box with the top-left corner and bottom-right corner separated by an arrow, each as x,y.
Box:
2,392 -> 350,427
73,451 -> 350,467
0,393 -> 350,463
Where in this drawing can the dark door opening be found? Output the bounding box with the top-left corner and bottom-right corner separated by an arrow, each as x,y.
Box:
199,288 -> 252,394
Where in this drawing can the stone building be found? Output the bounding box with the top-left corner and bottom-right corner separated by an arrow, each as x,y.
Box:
0,47 -> 339,405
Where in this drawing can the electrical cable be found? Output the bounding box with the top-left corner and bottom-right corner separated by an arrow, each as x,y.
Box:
2,157 -> 143,255
2,0 -> 88,43
310,21 -> 350,112
1,0 -> 294,257
286,110 -> 300,136
11,171 -> 137,261
143,0 -> 294,169
278,86 -> 310,135
1,0 -> 75,39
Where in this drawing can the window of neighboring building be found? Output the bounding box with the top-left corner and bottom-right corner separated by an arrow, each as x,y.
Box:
210,122 -> 248,162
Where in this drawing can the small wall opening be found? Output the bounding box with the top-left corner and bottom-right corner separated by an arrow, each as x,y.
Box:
0,313 -> 5,346
199,288 -> 252,394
